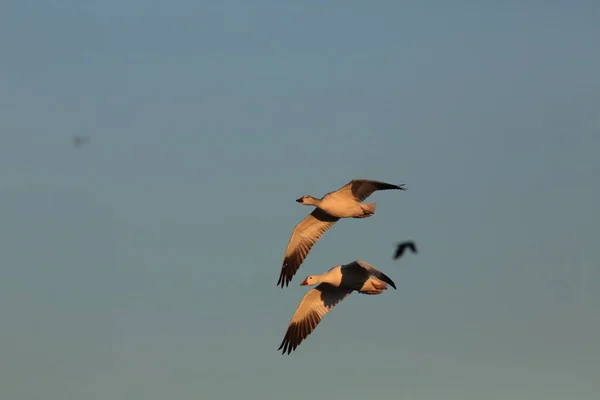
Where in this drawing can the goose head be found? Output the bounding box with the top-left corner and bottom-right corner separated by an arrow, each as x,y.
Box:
300,275 -> 320,286
296,195 -> 319,205
301,269 -> 339,286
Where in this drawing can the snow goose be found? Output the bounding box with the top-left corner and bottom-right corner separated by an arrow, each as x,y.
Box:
278,260 -> 396,354
394,241 -> 418,260
278,179 -> 406,288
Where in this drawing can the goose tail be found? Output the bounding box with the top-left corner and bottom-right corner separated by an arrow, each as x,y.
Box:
361,203 -> 376,215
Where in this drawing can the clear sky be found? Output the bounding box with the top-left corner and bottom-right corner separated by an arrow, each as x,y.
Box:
1,1 -> 599,399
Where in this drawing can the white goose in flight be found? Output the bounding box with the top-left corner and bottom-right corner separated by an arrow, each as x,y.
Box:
278,260 -> 396,355
277,179 -> 406,288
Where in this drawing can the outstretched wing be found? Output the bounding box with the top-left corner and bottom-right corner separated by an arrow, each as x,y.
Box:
335,179 -> 406,202
278,209 -> 339,288
278,283 -> 353,354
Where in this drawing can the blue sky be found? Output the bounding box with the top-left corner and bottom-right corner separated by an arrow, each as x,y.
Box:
1,1 -> 599,399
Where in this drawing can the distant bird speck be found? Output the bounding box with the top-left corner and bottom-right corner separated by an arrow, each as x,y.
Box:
393,241 -> 417,260
72,135 -> 90,147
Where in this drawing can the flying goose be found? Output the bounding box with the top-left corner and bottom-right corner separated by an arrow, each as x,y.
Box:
278,179 -> 406,288
394,241 -> 418,260
278,260 -> 396,355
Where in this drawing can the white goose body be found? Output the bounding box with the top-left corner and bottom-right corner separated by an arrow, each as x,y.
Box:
305,192 -> 369,219
300,264 -> 388,293
278,260 -> 397,355
278,179 -> 406,288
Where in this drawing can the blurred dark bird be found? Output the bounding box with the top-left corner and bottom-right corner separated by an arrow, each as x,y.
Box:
72,135 -> 90,147
393,241 -> 417,260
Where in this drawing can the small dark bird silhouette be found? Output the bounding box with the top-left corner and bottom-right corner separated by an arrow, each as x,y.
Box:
393,241 -> 417,260
72,135 -> 90,147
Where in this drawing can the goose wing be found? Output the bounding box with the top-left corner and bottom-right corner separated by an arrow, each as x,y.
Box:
278,209 -> 339,288
335,179 -> 406,202
346,260 -> 397,290
278,283 -> 353,354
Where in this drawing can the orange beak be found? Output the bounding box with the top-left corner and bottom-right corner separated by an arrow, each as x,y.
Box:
300,278 -> 309,286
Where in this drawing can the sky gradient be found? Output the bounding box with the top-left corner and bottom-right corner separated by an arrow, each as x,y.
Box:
1,1 -> 599,399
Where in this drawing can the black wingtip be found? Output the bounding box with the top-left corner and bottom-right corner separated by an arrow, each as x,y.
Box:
380,272 -> 397,290
381,183 -> 406,191
277,272 -> 291,288
276,278 -> 289,288
277,339 -> 294,355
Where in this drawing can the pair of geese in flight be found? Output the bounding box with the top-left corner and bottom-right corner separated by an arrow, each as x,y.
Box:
277,179 -> 417,354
